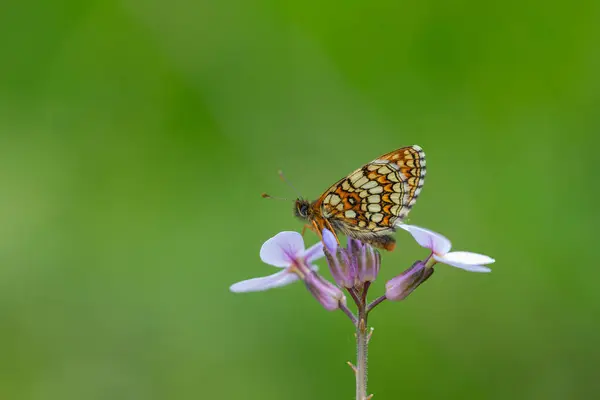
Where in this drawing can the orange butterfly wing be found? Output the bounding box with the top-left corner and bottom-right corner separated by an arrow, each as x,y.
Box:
313,145 -> 426,247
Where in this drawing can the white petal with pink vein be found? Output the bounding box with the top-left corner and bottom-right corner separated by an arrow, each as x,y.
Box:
259,231 -> 305,267
229,270 -> 299,292
398,224 -> 452,254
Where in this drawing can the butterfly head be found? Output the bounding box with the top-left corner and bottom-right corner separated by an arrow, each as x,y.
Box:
294,198 -> 311,220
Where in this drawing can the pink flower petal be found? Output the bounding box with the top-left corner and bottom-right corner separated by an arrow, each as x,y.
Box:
303,241 -> 325,264
321,229 -> 338,254
260,231 -> 306,267
398,224 -> 452,254
229,270 -> 299,292
433,254 -> 492,272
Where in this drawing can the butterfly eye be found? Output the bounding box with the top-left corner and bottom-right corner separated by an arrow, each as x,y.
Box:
296,202 -> 308,217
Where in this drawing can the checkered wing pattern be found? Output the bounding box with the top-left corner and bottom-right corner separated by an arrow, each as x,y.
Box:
316,145 -> 426,239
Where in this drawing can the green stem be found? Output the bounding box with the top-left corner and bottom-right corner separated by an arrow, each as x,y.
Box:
356,307 -> 369,400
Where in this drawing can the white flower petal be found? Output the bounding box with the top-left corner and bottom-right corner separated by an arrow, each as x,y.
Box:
398,224 -> 452,254
439,251 -> 495,266
433,255 -> 492,272
303,241 -> 325,264
229,270 -> 299,292
260,231 -> 306,267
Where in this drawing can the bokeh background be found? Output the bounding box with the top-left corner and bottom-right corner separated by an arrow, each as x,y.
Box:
1,1 -> 599,399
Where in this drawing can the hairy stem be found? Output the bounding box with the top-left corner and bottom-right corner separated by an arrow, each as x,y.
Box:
356,305 -> 369,400
346,283 -> 374,399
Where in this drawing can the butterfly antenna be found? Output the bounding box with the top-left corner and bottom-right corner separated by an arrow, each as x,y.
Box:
278,170 -> 302,198
261,192 -> 288,201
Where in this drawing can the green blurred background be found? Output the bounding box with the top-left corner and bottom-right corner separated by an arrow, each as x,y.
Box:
1,0 -> 599,399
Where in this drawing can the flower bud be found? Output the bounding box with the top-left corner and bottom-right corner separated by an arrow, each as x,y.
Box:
385,261 -> 434,301
322,229 -> 380,288
351,238 -> 380,283
304,272 -> 346,311
325,253 -> 356,288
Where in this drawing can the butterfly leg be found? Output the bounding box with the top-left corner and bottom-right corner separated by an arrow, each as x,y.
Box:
301,224 -> 314,236
303,220 -> 341,246
301,221 -> 322,238
311,219 -> 341,246
310,219 -> 341,245
311,220 -> 323,240
323,219 -> 340,245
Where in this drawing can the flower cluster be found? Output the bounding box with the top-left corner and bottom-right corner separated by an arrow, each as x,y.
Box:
322,229 -> 380,289
230,224 -> 494,308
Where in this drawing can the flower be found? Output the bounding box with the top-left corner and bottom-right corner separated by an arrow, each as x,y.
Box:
398,224 -> 495,272
230,231 -> 346,310
322,229 -> 380,288
385,224 -> 494,301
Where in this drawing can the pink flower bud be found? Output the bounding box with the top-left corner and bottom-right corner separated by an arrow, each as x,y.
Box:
385,261 -> 434,301
304,271 -> 346,311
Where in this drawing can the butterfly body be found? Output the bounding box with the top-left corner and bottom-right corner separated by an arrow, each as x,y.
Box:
294,145 -> 426,251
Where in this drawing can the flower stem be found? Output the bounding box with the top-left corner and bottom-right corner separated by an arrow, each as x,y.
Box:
347,287 -> 362,307
356,305 -> 369,400
340,302 -> 358,325
346,284 -> 373,399
367,295 -> 387,313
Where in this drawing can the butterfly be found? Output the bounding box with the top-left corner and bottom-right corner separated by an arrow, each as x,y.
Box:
294,145 -> 426,251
